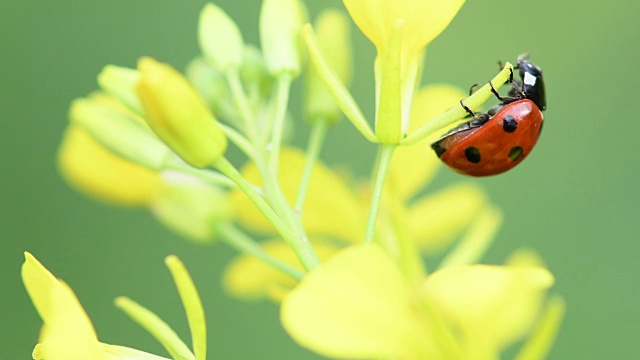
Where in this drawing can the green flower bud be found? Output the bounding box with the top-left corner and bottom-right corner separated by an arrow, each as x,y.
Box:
304,9 -> 352,125
97,65 -> 143,114
69,95 -> 172,170
198,3 -> 244,72
186,57 -> 233,119
260,0 -> 307,76
136,57 -> 228,168
151,171 -> 230,243
240,45 -> 273,98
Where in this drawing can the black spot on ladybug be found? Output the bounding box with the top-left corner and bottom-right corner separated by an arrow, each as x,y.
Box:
509,146 -> 523,161
502,115 -> 517,133
465,147 -> 481,163
431,142 -> 447,158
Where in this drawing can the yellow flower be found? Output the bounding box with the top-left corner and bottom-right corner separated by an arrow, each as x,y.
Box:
58,125 -> 161,207
22,252 -> 168,360
342,0 -> 465,59
59,120 -> 229,243
281,244 -> 557,359
342,0 -> 466,143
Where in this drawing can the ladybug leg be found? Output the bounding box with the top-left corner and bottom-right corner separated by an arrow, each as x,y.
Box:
459,99 -> 490,126
469,83 -> 482,95
497,62 -> 514,83
459,99 -> 475,118
490,80 -> 520,104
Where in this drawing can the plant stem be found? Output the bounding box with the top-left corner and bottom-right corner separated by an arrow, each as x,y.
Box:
214,157 -> 320,271
225,68 -> 261,146
164,158 -> 236,189
268,74 -> 293,176
294,118 -> 328,213
364,144 -> 396,243
217,222 -> 304,280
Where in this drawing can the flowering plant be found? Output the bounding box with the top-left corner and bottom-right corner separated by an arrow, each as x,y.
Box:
24,0 -> 564,359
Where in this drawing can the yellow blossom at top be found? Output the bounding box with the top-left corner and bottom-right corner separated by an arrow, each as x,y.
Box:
343,0 -> 465,58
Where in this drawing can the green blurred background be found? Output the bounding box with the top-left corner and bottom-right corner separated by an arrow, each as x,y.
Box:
2,0 -> 638,358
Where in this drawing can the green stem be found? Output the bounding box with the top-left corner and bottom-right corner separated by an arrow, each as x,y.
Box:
214,157 -> 320,271
268,74 -> 293,176
226,66 -> 315,269
364,144 -> 396,243
225,68 -> 261,146
294,118 -> 328,213
164,158 -> 236,189
401,62 -> 514,145
217,222 -> 304,281
218,122 -> 255,161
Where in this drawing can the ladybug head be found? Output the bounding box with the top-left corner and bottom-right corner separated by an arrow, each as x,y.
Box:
515,53 -> 546,111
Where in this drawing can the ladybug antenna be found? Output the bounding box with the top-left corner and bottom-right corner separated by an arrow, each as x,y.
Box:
516,52 -> 530,64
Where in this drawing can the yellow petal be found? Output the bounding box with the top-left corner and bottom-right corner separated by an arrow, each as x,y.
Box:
58,126 -> 160,207
223,240 -> 337,302
229,147 -> 366,243
22,253 -> 105,360
421,265 -> 554,357
408,182 -> 488,253
343,0 -> 465,57
281,244 -> 435,359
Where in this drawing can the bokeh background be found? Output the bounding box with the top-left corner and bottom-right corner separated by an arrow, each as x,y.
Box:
3,0 -> 639,358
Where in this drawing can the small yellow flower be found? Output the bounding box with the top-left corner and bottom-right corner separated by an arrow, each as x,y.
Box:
58,125 -> 160,207
281,244 -> 556,359
22,252 -> 168,360
342,0 -> 465,59
137,57 -> 227,168
342,0 -> 466,142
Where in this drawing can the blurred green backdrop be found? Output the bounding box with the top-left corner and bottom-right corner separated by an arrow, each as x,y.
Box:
2,0 -> 639,358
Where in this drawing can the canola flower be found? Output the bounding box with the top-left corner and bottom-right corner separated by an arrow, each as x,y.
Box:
23,0 -> 565,359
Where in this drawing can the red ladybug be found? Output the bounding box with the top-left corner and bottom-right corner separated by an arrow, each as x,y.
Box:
431,54 -> 546,177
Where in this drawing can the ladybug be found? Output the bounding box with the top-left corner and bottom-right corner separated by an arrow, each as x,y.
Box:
431,54 -> 546,177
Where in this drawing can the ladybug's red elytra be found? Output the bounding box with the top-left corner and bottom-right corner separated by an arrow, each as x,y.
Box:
431,54 -> 546,177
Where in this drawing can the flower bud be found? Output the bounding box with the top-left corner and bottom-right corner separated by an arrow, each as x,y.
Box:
136,57 -> 227,168
260,0 -> 307,76
69,95 -> 173,171
151,171 -> 230,243
97,65 -> 143,114
198,3 -> 244,72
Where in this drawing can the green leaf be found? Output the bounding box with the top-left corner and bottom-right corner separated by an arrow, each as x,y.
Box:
115,297 -> 195,360
165,256 -> 207,360
302,25 -> 376,142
